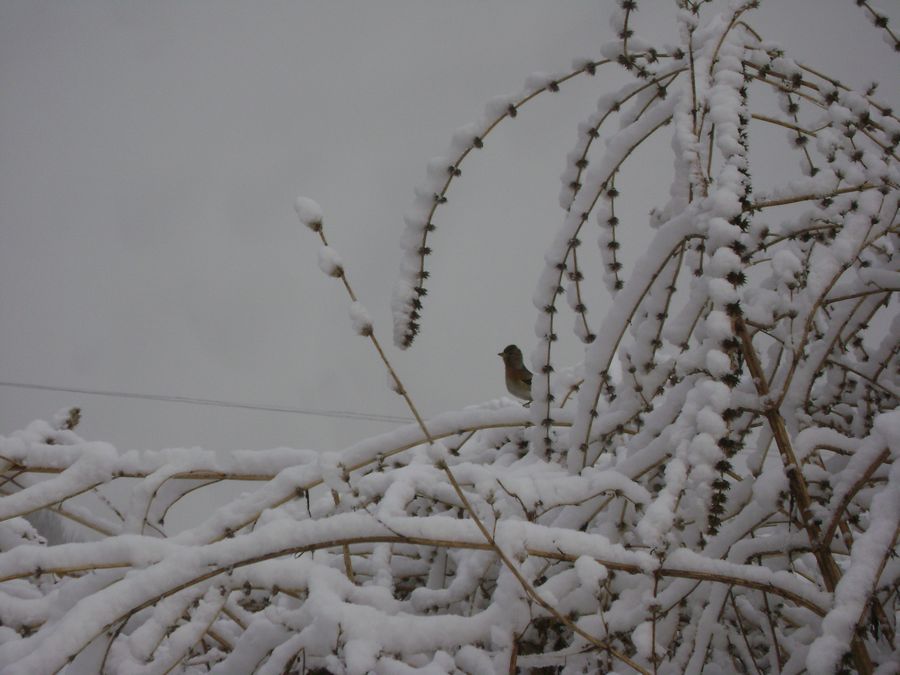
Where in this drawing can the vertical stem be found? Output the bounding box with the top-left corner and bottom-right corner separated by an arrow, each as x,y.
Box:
331,490 -> 356,582
507,639 -> 518,675
734,317 -> 873,674
760,586 -> 785,672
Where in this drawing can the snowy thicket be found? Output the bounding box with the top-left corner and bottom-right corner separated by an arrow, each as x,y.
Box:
2,2 -> 899,673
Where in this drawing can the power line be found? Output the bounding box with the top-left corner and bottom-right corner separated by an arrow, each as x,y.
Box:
0,380 -> 412,424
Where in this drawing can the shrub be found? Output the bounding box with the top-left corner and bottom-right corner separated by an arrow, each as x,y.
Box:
1,3 -> 897,673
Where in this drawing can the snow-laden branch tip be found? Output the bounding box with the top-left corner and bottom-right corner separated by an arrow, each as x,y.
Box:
349,301 -> 373,337
294,195 -> 323,231
317,245 -> 344,278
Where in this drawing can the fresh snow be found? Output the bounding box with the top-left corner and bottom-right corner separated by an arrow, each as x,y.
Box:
2,3 -> 898,673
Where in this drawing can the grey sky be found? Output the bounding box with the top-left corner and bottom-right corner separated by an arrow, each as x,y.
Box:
1,0 -> 897,464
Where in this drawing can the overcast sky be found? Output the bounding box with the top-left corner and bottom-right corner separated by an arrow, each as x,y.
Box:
1,1 -> 897,466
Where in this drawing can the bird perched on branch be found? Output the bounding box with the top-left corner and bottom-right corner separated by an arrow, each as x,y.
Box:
498,344 -> 532,403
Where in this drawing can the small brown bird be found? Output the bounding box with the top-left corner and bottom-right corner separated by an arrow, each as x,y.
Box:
498,344 -> 532,402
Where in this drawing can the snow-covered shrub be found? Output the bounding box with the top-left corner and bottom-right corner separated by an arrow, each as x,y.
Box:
1,3 -> 897,673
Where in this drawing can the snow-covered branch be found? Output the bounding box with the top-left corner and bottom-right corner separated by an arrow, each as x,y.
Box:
2,3 -> 897,673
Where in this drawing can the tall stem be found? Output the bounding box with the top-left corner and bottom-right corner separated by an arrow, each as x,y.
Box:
734,316 -> 873,674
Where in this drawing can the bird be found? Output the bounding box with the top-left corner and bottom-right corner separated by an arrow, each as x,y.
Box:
498,344 -> 532,402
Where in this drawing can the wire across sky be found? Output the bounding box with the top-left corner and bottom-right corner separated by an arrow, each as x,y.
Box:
0,380 -> 412,425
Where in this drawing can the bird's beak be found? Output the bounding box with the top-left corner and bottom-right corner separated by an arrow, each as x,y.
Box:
497,352 -> 502,357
